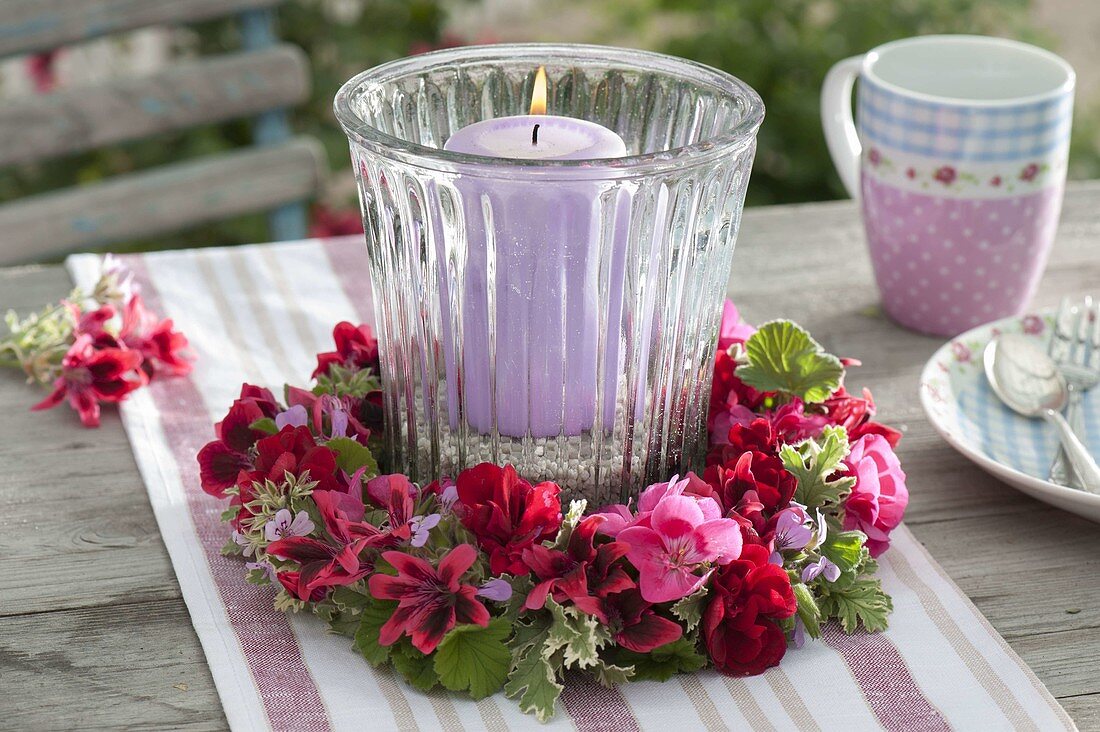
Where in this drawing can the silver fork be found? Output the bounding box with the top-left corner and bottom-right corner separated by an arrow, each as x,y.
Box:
1049,296 -> 1100,487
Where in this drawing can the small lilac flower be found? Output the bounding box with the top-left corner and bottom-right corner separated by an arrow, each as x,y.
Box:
792,616 -> 807,649
264,509 -> 315,542
476,578 -> 513,602
436,479 -> 459,511
232,530 -> 255,557
409,513 -> 442,548
245,560 -> 278,582
275,404 -> 308,430
768,505 -> 812,564
801,556 -> 841,583
329,407 -> 349,439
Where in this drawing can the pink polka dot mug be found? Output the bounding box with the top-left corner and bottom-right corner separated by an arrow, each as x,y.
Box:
822,35 -> 1075,337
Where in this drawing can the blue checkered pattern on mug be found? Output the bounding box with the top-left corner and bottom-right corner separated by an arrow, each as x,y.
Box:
955,379 -> 1100,480
858,78 -> 1073,162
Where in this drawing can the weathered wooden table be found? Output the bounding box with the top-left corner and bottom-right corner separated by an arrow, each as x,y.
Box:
3,182 -> 1099,730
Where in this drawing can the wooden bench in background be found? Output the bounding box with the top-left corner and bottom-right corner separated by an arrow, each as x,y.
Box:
0,0 -> 327,266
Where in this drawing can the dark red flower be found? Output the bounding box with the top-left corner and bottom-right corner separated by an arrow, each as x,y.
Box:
277,571 -> 327,602
704,450 -> 797,524
933,166 -> 956,185
990,175 -> 1002,187
1020,163 -> 1039,182
368,544 -> 490,654
455,463 -> 562,576
523,514 -> 633,611
196,384 -> 281,497
119,294 -> 192,377
703,544 -> 797,676
595,588 -> 683,653
312,322 -> 379,379
286,386 -> 373,443
309,204 -> 364,239
243,425 -> 343,493
905,167 -> 916,179
268,489 -> 390,601
366,473 -> 418,530
32,334 -> 145,428
822,387 -> 901,448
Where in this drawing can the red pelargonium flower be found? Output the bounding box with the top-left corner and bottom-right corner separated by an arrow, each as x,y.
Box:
268,490 -> 390,601
703,544 -> 797,676
523,514 -> 633,612
704,433 -> 797,522
594,588 -> 683,653
455,463 -> 562,576
366,473 -> 419,530
312,322 -> 379,379
286,386 -> 372,444
368,544 -> 490,654
32,334 -> 145,428
822,387 -> 901,448
197,384 -> 280,497
241,425 -> 343,493
119,294 -> 193,376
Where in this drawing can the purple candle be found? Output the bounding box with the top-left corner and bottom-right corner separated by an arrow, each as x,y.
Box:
441,68 -> 628,438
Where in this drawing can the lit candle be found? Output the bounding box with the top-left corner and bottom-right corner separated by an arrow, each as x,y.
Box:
440,67 -> 630,438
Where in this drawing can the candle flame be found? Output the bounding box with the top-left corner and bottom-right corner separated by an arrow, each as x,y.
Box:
529,66 -> 547,115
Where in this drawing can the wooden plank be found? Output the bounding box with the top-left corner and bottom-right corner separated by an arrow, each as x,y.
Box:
1,183 -> 1100,726
0,598 -> 226,731
0,137 -> 325,265
0,45 -> 310,166
0,0 -> 284,58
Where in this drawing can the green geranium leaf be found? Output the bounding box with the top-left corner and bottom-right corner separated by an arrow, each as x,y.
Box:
434,618 -> 512,699
354,598 -> 399,667
819,577 -> 893,634
737,320 -> 844,403
613,637 -> 707,682
327,437 -> 379,478
392,643 -> 441,691
792,583 -> 822,640
249,417 -> 279,435
504,637 -> 564,722
781,425 -> 857,509
591,659 -> 635,687
821,530 -> 868,574
330,586 -> 372,613
671,587 -> 709,634
545,599 -> 610,670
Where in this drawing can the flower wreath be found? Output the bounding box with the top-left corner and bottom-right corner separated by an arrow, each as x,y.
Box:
200,301 -> 908,721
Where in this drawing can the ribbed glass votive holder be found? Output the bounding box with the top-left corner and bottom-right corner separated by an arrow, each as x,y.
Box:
335,43 -> 763,504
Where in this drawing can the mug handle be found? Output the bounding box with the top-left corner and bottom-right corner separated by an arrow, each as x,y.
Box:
820,55 -> 864,199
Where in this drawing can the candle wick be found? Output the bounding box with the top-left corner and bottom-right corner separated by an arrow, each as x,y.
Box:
532,123 -> 540,146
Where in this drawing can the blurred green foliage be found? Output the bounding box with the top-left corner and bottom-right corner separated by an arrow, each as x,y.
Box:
618,0 -> 1098,205
2,0 -> 1098,252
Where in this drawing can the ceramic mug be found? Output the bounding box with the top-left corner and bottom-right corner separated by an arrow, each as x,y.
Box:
822,35 -> 1075,336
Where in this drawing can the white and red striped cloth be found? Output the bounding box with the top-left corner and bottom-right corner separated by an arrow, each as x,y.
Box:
69,240 -> 1074,732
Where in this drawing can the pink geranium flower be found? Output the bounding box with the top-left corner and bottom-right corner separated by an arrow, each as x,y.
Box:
368,544 -> 490,654
32,334 -> 145,427
718,300 -> 756,351
619,492 -> 743,603
595,473 -> 721,538
841,434 -> 908,556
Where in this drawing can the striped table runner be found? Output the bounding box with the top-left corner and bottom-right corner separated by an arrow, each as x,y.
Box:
68,239 -> 1074,732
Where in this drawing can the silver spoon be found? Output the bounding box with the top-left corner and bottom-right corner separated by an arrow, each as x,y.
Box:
984,334 -> 1100,494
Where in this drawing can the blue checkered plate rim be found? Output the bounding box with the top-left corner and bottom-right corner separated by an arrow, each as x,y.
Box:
919,307 -> 1100,523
